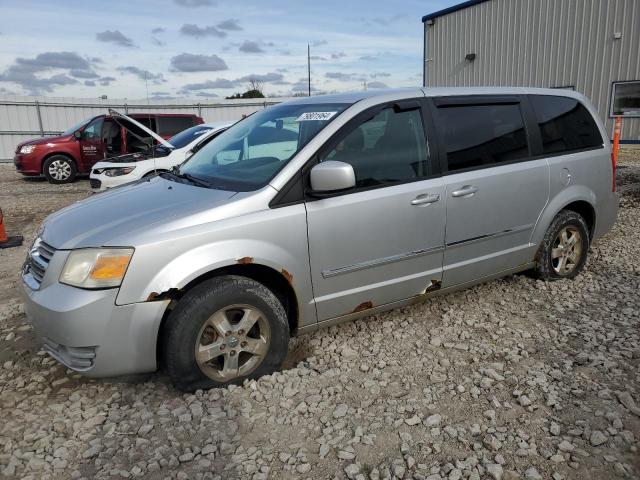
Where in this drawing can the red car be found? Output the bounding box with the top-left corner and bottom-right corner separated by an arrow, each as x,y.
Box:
14,111 -> 204,184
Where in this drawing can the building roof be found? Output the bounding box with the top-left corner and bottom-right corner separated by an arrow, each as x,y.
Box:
422,0 -> 491,23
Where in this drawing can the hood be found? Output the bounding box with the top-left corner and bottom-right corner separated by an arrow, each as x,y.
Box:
104,151 -> 152,163
41,176 -> 238,249
17,135 -> 72,150
103,148 -> 171,163
109,108 -> 174,149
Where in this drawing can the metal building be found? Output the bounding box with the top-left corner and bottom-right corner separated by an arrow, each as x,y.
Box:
422,0 -> 640,142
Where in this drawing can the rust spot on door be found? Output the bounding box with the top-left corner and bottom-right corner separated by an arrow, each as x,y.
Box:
281,268 -> 293,285
352,301 -> 373,313
237,256 -> 254,265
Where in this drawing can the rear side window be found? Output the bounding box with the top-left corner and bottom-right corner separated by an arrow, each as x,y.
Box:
132,116 -> 157,132
530,95 -> 603,154
437,103 -> 529,172
321,106 -> 430,187
157,116 -> 196,137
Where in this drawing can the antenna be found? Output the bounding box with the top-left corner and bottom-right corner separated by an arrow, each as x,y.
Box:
307,44 -> 311,97
145,71 -> 157,174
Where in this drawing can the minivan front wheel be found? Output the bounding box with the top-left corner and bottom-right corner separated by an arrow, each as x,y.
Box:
43,155 -> 77,184
163,275 -> 289,392
535,210 -> 589,280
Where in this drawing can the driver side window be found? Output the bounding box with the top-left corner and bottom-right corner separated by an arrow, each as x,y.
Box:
321,106 -> 430,188
82,117 -> 104,140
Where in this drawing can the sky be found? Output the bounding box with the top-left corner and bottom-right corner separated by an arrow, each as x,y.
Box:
0,0 -> 458,100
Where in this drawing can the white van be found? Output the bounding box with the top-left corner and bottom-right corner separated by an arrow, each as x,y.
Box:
90,121 -> 231,190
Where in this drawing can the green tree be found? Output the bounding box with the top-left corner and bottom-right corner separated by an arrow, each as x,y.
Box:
226,77 -> 265,99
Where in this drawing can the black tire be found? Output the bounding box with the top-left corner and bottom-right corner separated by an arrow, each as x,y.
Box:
162,275 -> 290,392
534,210 -> 590,281
43,155 -> 77,184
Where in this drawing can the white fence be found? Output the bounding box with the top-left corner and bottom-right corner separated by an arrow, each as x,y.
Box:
0,95 -> 291,161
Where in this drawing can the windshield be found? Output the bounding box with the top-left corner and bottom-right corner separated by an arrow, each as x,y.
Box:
179,102 -> 349,191
166,125 -> 216,149
62,117 -> 94,136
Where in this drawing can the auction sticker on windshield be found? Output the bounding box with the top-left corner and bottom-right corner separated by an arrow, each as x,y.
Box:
296,111 -> 338,121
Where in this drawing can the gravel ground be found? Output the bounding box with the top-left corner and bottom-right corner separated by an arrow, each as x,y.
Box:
0,150 -> 639,480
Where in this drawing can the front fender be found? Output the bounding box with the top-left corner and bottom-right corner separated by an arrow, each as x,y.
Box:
146,239 -> 301,297
115,203 -> 316,327
530,184 -> 596,247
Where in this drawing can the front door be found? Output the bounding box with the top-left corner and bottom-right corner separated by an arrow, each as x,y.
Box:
79,116 -> 106,170
305,101 -> 446,321
432,97 -> 549,286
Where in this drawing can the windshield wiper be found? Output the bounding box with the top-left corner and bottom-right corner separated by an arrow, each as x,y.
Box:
182,172 -> 212,188
161,168 -> 213,188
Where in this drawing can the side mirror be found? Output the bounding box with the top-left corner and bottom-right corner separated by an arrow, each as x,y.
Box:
309,161 -> 356,195
74,130 -> 82,140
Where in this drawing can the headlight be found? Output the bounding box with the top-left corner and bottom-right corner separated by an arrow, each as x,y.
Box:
102,166 -> 136,177
20,145 -> 36,154
60,248 -> 134,289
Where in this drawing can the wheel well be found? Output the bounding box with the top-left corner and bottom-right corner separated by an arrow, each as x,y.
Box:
41,153 -> 76,174
562,200 -> 595,239
156,264 -> 299,366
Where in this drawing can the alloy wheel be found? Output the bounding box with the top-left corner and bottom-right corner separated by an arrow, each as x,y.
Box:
194,304 -> 270,382
551,226 -> 583,275
48,160 -> 71,181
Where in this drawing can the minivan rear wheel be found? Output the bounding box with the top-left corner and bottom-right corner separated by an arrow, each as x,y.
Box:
162,275 -> 289,392
534,210 -> 589,280
43,155 -> 77,184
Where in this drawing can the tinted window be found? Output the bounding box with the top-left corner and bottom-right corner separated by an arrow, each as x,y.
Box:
157,116 -> 195,136
167,125 -> 214,149
438,103 -> 529,172
131,116 -> 157,132
530,95 -> 602,154
321,106 -> 430,188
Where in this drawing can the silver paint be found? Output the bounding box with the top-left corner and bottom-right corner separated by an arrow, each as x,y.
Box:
21,87 -> 619,377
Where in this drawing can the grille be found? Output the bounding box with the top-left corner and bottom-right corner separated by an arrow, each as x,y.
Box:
90,179 -> 102,189
23,239 -> 56,289
42,337 -> 96,370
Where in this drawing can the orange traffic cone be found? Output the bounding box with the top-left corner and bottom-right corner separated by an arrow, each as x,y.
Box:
0,208 -> 23,249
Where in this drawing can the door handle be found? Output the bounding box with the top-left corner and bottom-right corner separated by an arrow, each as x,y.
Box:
411,193 -> 440,206
451,185 -> 478,197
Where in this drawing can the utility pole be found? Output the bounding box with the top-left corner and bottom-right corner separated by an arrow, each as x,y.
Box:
307,44 -> 311,97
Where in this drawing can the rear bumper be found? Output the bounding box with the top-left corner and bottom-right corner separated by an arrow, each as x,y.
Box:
21,280 -> 169,377
594,192 -> 619,241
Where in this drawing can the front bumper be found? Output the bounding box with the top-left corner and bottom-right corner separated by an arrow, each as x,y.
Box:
14,153 -> 40,175
21,280 -> 169,377
89,171 -> 135,191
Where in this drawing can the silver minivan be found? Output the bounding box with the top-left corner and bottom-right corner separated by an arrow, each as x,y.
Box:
21,87 -> 618,391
